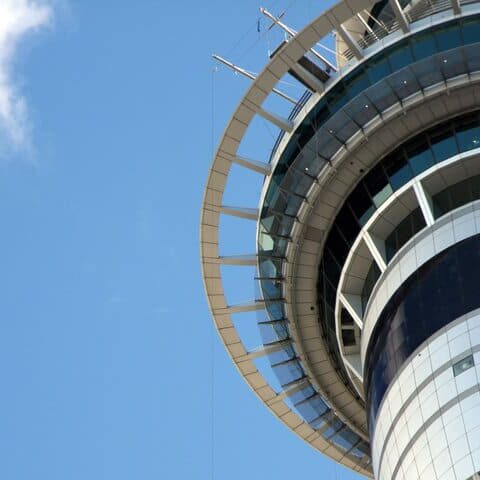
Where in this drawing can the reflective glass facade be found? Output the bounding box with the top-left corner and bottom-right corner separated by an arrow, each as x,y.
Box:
432,174 -> 480,219
256,296 -> 371,465
259,16 -> 480,401
365,234 -> 480,435
317,110 -> 480,389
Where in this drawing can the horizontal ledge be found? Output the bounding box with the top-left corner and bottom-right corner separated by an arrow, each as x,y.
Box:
218,300 -> 266,314
220,206 -> 258,220
218,254 -> 256,266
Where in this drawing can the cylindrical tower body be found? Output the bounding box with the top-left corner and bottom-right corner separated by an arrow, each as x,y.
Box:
201,1 -> 480,479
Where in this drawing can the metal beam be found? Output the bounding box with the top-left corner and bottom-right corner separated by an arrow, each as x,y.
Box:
451,0 -> 461,14
230,154 -> 272,176
388,0 -> 410,33
289,63 -> 324,93
344,354 -> 363,382
413,181 -> 435,227
222,300 -> 265,314
220,206 -> 258,220
213,54 -> 296,104
218,254 -> 257,266
363,231 -> 387,272
266,378 -> 310,405
260,7 -> 337,72
340,293 -> 364,329
254,105 -> 294,132
335,23 -> 363,60
245,340 -> 291,360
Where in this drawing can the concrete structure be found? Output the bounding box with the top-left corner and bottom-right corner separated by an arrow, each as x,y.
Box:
200,1 -> 480,478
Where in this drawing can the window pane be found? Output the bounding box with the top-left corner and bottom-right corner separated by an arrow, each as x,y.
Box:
430,124 -> 458,162
348,183 -> 375,226
411,31 -> 437,60
383,151 -> 413,190
456,118 -> 480,151
388,43 -> 414,70
435,24 -> 462,51
362,262 -> 381,312
406,137 -> 434,175
453,354 -> 474,377
364,165 -> 393,207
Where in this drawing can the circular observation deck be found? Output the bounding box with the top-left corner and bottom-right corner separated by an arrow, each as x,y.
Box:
200,1 -> 480,477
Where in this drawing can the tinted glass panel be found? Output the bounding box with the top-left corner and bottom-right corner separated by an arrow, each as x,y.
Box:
385,208 -> 425,261
430,124 -> 458,162
365,234 -> 480,435
432,174 -> 480,219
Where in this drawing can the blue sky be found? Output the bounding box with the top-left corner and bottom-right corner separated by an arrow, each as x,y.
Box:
0,1 -> 363,479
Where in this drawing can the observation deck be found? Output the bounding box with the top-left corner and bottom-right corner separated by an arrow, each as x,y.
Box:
200,1 -> 480,478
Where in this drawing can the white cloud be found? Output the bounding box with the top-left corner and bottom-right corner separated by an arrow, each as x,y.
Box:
0,0 -> 52,154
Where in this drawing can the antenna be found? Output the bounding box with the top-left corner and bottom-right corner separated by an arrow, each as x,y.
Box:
259,7 -> 338,72
212,54 -> 297,104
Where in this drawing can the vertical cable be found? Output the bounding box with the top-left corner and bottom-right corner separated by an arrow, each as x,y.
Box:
210,59 -> 216,480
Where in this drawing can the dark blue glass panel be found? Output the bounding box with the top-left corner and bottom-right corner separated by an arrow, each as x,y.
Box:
435,24 -> 462,51
383,151 -> 413,190
406,137 -> 435,175
362,262 -> 381,313
462,18 -> 480,44
365,234 -> 480,436
456,119 -> 480,152
348,182 -> 375,226
366,55 -> 391,84
388,43 -> 414,71
411,31 -> 437,60
385,208 -> 425,262
430,124 -> 458,162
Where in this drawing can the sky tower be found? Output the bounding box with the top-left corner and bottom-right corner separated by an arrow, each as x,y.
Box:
201,1 -> 480,478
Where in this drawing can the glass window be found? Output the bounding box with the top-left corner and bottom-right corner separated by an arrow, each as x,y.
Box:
364,165 -> 393,208
322,417 -> 344,439
453,354 -> 474,377
332,428 -> 360,452
366,54 -> 391,84
462,18 -> 480,45
342,329 -> 356,347
328,225 -> 351,265
411,56 -> 443,89
289,385 -> 315,405
272,358 -> 304,386
341,308 -> 354,326
295,394 -> 329,423
344,67 -> 371,100
327,82 -> 348,112
435,24 -> 462,51
406,137 -> 434,175
431,175 -> 480,219
456,117 -> 480,152
258,320 -> 289,344
439,48 -> 468,80
388,43 -> 414,71
411,31 -> 437,60
344,94 -> 377,126
385,208 -> 425,262
362,262 -> 381,312
348,183 -> 375,227
365,234 -> 480,434
430,124 -> 458,163
335,206 -> 361,247
383,151 -> 413,190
